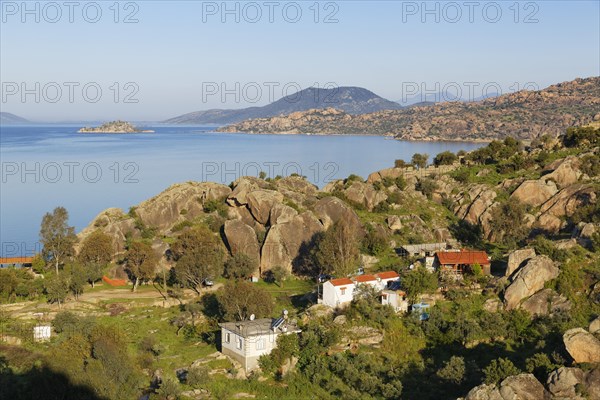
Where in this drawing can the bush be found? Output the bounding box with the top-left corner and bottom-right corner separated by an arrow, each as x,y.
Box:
186,365 -> 211,387
416,178 -> 438,199
394,159 -> 408,168
433,151 -> 458,166
483,358 -> 520,385
437,356 -> 466,384
562,126 -> 600,148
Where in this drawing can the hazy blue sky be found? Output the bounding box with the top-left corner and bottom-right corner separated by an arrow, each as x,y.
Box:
1,0 -> 598,121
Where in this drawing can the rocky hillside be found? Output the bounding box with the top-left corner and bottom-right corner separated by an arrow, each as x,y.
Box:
219,77 -> 600,141
78,126 -> 599,282
164,86 -> 402,124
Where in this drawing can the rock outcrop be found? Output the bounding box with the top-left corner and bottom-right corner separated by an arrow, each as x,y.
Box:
223,220 -> 260,264
510,180 -> 558,207
498,374 -> 549,400
520,288 -> 571,316
246,189 -> 284,225
504,256 -> 560,310
136,182 -> 231,230
563,328 -> 600,363
313,196 -> 361,230
506,248 -> 536,277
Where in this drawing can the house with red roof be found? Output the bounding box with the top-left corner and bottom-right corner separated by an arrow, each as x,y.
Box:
320,271 -> 400,308
433,250 -> 491,275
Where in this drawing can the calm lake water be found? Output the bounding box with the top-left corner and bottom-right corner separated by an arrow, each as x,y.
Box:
0,125 -> 483,256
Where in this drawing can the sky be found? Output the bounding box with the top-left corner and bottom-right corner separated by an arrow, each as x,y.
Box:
1,0 -> 599,121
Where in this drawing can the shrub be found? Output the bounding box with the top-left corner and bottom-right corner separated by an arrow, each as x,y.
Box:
433,151 -> 458,166
483,358 -> 520,385
186,365 -> 211,387
416,178 -> 438,199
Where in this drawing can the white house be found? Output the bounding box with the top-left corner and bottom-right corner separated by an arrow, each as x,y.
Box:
380,281 -> 409,313
321,278 -> 355,308
219,314 -> 300,372
321,271 -> 400,308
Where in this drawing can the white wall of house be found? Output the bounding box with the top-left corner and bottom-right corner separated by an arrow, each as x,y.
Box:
381,291 -> 409,313
221,328 -> 278,371
322,281 -> 355,308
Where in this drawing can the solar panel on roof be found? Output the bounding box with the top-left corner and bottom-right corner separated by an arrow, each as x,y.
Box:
271,317 -> 284,331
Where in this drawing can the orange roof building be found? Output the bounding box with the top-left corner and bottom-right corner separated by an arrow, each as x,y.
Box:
329,278 -> 354,287
434,250 -> 491,275
0,257 -> 34,265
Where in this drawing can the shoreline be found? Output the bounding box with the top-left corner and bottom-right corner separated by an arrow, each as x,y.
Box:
212,129 -> 492,143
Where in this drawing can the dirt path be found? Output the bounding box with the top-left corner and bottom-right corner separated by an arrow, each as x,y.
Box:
0,283 -> 224,316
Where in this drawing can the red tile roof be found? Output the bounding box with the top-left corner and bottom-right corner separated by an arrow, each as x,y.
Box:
436,250 -> 490,265
354,274 -> 377,283
329,278 -> 354,287
376,271 -> 399,280
0,257 -> 33,264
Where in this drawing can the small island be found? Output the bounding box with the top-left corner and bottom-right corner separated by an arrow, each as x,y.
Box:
78,120 -> 154,134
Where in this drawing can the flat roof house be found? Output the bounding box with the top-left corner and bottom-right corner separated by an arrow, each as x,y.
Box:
434,250 -> 491,275
219,315 -> 300,372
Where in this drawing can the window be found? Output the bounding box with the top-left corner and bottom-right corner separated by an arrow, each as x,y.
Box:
256,338 -> 265,350
340,287 -> 346,295
237,337 -> 243,350
225,332 -> 230,343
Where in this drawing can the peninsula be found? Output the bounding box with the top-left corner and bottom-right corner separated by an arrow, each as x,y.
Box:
78,120 -> 154,133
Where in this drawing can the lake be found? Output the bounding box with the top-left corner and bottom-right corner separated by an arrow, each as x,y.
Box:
0,125 -> 483,257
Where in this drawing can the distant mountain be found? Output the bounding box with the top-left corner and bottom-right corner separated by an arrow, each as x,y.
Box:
164,87 -> 403,124
0,112 -> 29,124
219,77 -> 600,142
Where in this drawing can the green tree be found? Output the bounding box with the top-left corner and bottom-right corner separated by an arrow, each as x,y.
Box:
411,153 -> 429,169
65,263 -> 87,300
394,159 -> 408,168
40,207 -> 78,274
124,242 -> 158,291
45,273 -> 69,307
271,265 -> 289,287
216,280 -> 273,321
172,226 -> 225,294
433,151 -> 458,166
78,230 -> 114,287
315,219 -> 361,278
483,358 -> 520,385
224,253 -> 257,279
402,266 -> 438,302
437,356 -> 466,385
416,178 -> 438,199
489,199 -> 529,247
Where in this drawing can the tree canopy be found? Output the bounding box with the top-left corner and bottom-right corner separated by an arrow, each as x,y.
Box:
40,207 -> 78,274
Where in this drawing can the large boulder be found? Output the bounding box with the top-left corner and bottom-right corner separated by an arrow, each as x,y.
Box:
223,220 -> 260,265
498,374 -> 549,400
546,367 -> 585,399
386,215 -> 403,231
520,288 -> 571,316
245,189 -> 284,225
275,176 -> 318,199
77,208 -> 137,254
563,328 -> 600,363
458,187 -> 497,226
506,248 -> 536,277
539,184 -> 596,218
343,181 -> 388,211
313,196 -> 361,230
227,177 -> 269,206
543,156 -> 582,188
464,384 -> 502,400
260,212 -> 323,274
269,203 -> 298,225
510,180 -> 558,207
136,182 -> 231,231
504,256 -> 560,310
